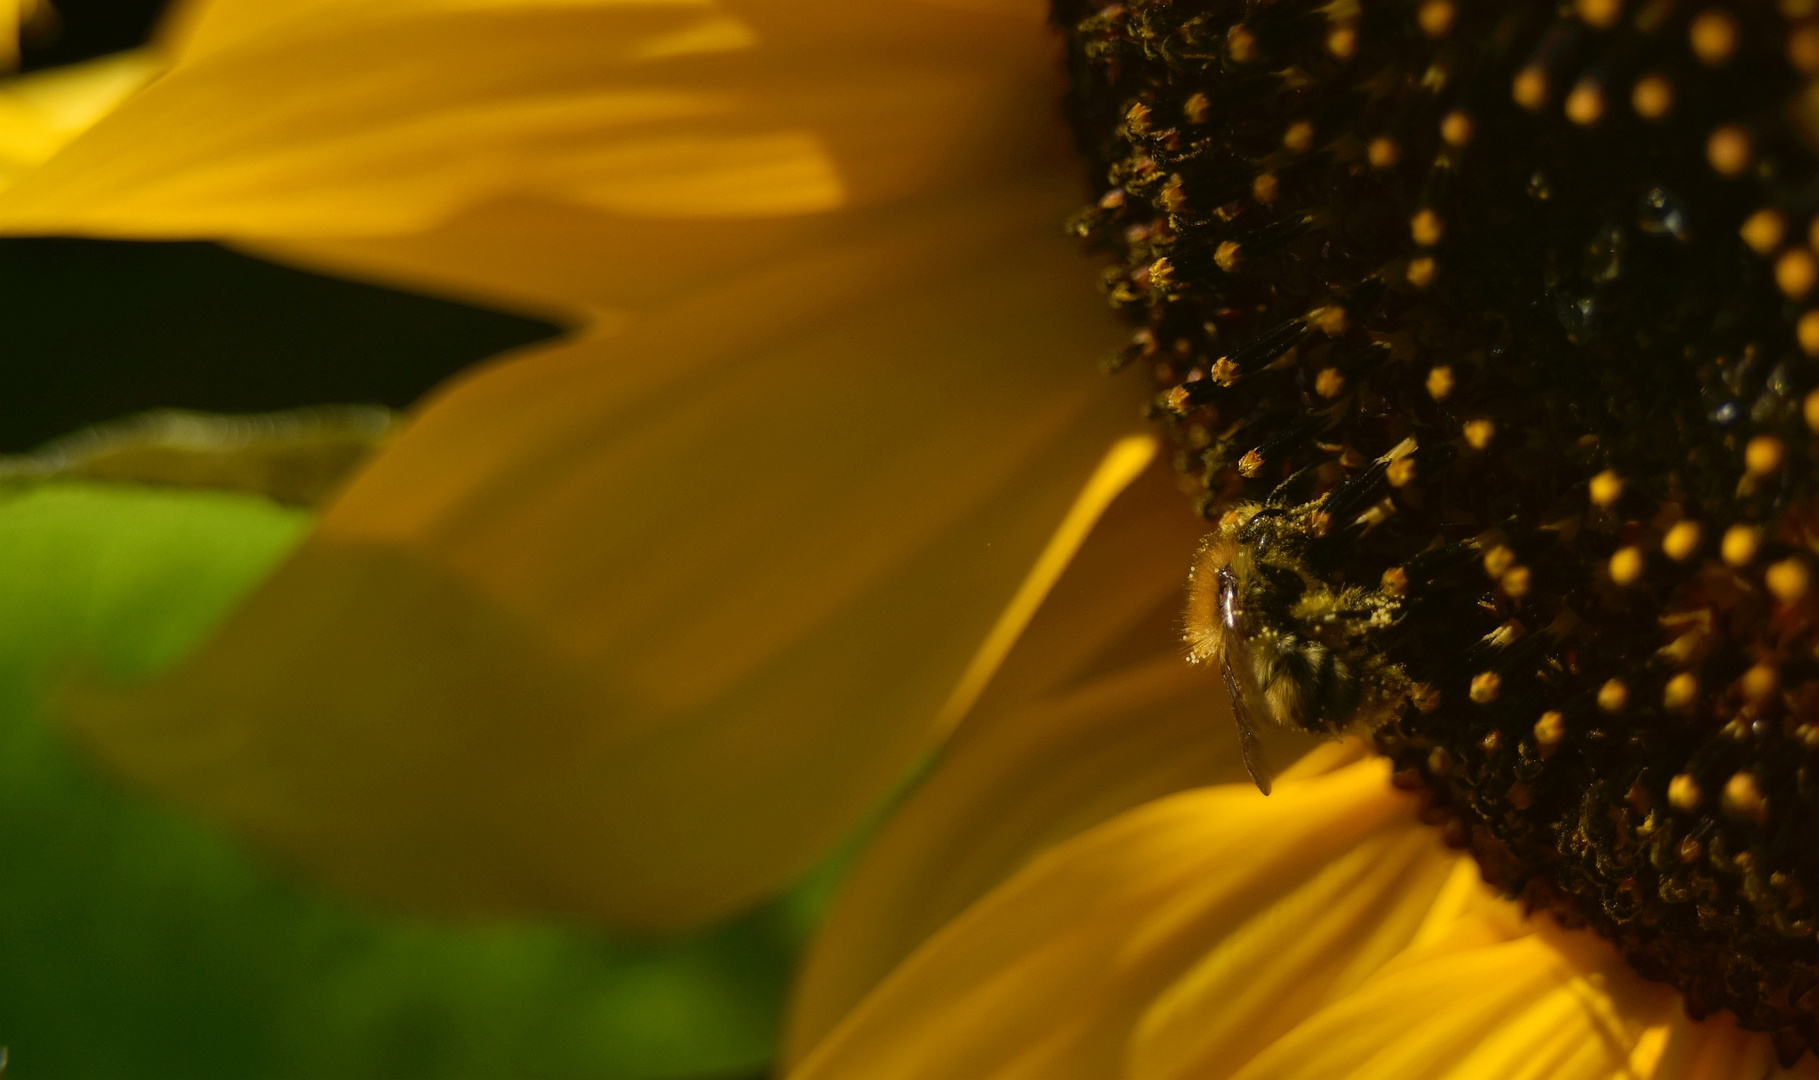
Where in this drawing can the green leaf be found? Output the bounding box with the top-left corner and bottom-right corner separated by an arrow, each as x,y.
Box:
0,481 -> 802,1079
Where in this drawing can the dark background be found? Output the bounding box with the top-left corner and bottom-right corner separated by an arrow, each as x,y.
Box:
3,0 -> 562,452
20,0 -> 166,72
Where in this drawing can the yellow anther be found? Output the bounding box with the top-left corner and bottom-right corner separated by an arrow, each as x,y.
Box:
1632,74 -> 1673,119
1768,557 -> 1811,603
1575,0 -> 1622,27
1440,110 -> 1474,147
1722,771 -> 1767,825
1740,208 -> 1786,255
1609,546 -> 1645,585
1589,469 -> 1624,508
1410,208 -> 1444,246
1418,0 -> 1456,38
1721,523 -> 1760,567
1512,68 -> 1548,111
1662,520 -> 1703,561
1327,25 -> 1357,59
1227,23 -> 1257,62
1742,663 -> 1779,703
1663,672 -> 1699,712
1565,80 -> 1605,125
1425,364 -> 1454,400
1690,8 -> 1740,66
1708,125 -> 1752,177
1534,711 -> 1565,753
1745,434 -> 1786,477
1791,24 -> 1819,75
1798,311 -> 1819,357
1777,248 -> 1818,299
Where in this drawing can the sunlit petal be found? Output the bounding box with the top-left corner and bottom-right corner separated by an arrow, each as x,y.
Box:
0,50 -> 159,186
787,758 -> 1819,1080
786,461 -> 1320,1060
788,762 -> 1424,1079
0,0 -> 1070,321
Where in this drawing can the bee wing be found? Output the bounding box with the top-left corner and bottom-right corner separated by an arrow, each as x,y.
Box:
1219,641 -> 1276,796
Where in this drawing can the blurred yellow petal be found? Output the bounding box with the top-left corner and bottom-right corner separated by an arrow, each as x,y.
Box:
786,460 -> 1319,1060
0,0 -> 1072,321
0,49 -> 159,185
61,181 -> 1148,930
786,759 -> 1819,1080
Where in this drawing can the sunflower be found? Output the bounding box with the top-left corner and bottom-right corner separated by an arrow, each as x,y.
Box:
9,0 -> 1819,1077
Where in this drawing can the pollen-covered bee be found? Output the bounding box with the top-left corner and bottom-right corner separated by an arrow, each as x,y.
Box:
1183,449 -> 1419,793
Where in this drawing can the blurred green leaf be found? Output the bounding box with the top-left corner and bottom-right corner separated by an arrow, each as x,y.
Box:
0,481 -> 800,1079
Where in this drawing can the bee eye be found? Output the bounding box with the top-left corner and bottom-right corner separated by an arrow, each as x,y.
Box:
1067,0 -> 1819,1053
1215,567 -> 1244,631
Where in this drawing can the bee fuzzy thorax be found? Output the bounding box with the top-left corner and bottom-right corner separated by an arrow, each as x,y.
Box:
1063,0 -> 1819,1058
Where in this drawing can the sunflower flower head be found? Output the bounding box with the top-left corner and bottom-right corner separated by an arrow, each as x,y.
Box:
1060,0 -> 1819,1060
20,0 -> 1819,1074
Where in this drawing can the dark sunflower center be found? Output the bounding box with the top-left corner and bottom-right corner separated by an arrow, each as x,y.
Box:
1059,0 -> 1819,1061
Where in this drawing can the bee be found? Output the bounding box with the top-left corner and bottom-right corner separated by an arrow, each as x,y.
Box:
1184,433 -> 1426,793
1184,503 -> 1403,794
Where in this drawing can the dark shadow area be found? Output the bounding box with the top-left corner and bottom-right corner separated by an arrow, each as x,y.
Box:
20,0 -> 170,72
0,238 -> 564,452
7,1 -> 565,452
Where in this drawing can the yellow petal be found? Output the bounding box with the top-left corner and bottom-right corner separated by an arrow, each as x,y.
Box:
787,757 -> 1819,1080
1,3 -> 830,235
1131,835 -> 1467,1080
786,461 -> 1319,1061
0,49 -> 160,186
0,0 -> 1073,320
788,761 -> 1424,1080
1225,937 -> 1617,1080
61,182 -> 1147,930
